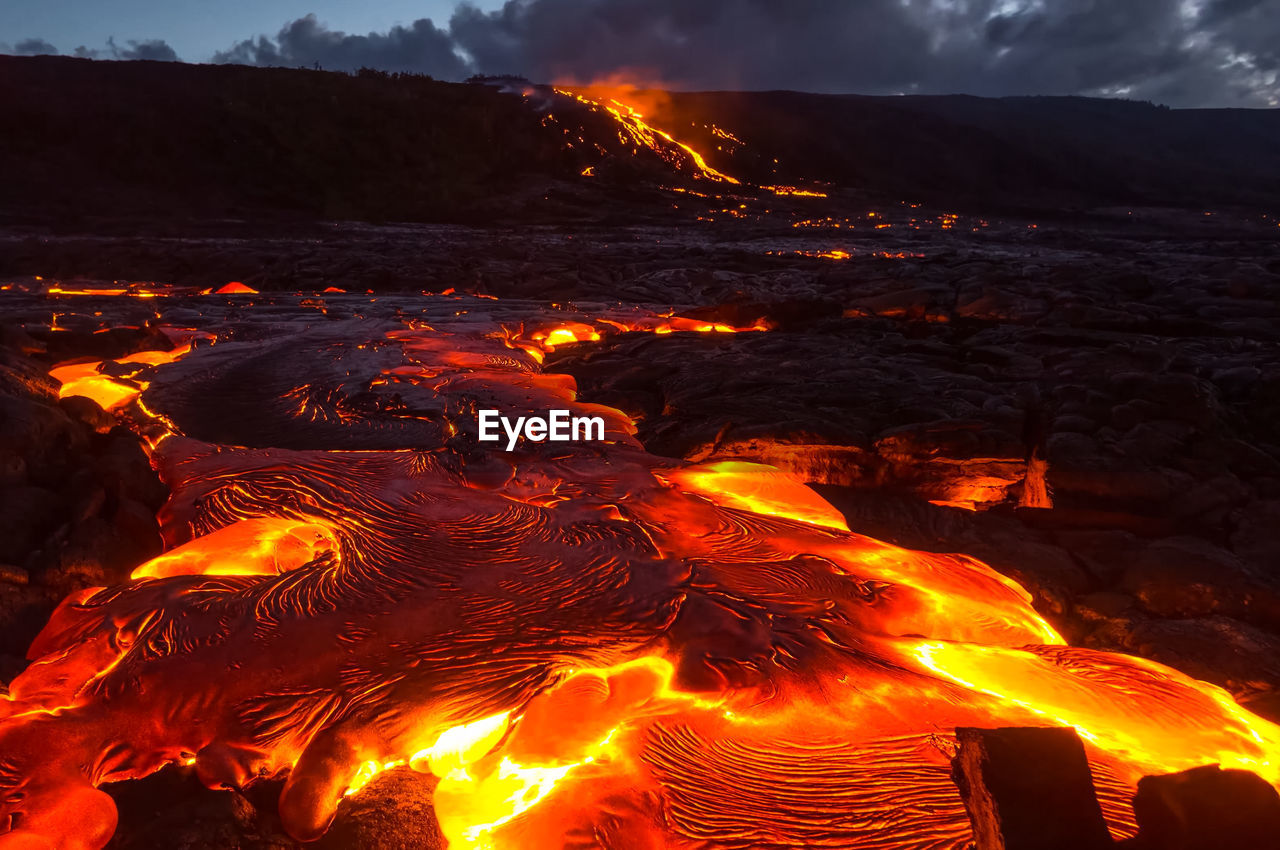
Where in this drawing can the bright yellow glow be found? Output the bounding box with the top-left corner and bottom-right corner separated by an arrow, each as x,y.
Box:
50,345 -> 192,411
662,460 -> 850,531
410,712 -> 512,775
911,639 -> 1280,782
131,518 -> 338,579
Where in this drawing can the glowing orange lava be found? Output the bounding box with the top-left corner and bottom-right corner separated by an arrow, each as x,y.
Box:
209,281 -> 258,295
131,518 -> 337,579
2,301 -> 1278,850
493,313 -> 770,361
555,86 -> 826,199
556,87 -> 741,185
761,185 -> 829,198
44,283 -> 171,298
50,344 -> 195,410
767,248 -> 927,260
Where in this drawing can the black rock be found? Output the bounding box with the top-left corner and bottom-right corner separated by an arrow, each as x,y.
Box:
951,726 -> 1112,850
1123,764 -> 1280,850
104,768 -> 298,850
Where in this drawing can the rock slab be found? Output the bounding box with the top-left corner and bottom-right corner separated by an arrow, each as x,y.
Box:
951,726 -> 1112,850
1125,764 -> 1280,850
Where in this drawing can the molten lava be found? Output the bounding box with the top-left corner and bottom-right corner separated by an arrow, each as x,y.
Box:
554,86 -> 826,199
3,292 -> 1280,850
49,343 -> 196,410
211,281 -> 258,295
555,86 -> 741,185
131,518 -> 337,579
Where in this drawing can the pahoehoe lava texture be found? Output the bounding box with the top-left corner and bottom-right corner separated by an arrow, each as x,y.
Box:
2,306 -> 1279,850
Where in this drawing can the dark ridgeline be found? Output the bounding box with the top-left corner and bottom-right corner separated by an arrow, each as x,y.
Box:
2,54 -> 1279,225
655,89 -> 1280,213
0,56 -> 568,225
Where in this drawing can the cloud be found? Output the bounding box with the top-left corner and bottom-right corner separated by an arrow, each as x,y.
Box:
1,36 -> 179,62
212,13 -> 469,78
443,0 -> 1280,106
7,1 -> 1277,106
446,0 -> 941,92
7,38 -> 59,56
107,37 -> 179,62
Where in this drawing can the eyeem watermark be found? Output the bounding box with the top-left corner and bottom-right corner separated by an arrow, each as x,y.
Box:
478,409 -> 606,451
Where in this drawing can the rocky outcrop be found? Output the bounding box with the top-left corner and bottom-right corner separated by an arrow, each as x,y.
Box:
1122,765 -> 1280,850
0,324 -> 167,674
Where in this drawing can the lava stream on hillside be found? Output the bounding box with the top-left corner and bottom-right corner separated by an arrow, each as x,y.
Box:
1,291 -> 1278,849
547,84 -> 826,199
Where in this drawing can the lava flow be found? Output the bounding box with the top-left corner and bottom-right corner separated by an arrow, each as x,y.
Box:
2,294 -> 1279,850
553,85 -> 826,198
555,86 -> 741,185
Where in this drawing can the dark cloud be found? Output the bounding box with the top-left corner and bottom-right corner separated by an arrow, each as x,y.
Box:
8,1 -> 1277,106
8,38 -> 59,56
1,36 -> 179,62
447,0 -> 940,91
203,0 -> 1276,106
212,13 -> 469,78
946,1 -> 1200,97
442,0 -> 1280,106
106,37 -> 179,62
1198,0 -> 1280,76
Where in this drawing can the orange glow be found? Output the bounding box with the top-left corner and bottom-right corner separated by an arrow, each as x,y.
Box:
213,281 -> 258,294
46,284 -> 169,298
50,344 -> 193,411
431,657 -> 707,847
48,286 -> 128,296
555,87 -> 832,202
496,314 -> 771,361
662,460 -> 850,531
1020,454 -> 1053,509
762,185 -> 829,198
618,315 -> 772,335
556,86 -> 740,185
342,712 -> 513,798
49,362 -> 143,410
6,308 -> 1280,850
924,475 -> 1023,512
769,248 -> 925,260
929,499 -> 980,511
411,712 -> 513,775
529,322 -> 602,350
910,641 -> 1280,781
132,518 -> 337,579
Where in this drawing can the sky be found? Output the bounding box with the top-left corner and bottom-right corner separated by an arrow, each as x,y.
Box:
1,0 -> 1277,107
0,1 -> 490,62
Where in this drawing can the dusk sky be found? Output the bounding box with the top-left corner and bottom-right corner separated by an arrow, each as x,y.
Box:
2,0 -> 1277,107
0,0 -> 495,62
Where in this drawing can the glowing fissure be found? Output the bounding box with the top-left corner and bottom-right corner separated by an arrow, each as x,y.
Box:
2,289 -> 1279,849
